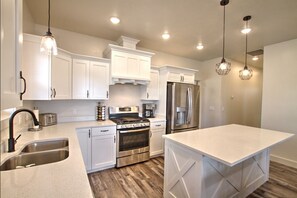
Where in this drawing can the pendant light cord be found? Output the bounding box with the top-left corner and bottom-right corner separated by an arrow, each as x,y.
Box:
245,29 -> 248,67
222,5 -> 226,59
244,20 -> 248,68
47,0 -> 51,33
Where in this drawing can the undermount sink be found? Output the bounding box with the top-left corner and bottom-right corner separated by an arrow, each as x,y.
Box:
0,139 -> 69,171
21,139 -> 68,153
0,150 -> 69,171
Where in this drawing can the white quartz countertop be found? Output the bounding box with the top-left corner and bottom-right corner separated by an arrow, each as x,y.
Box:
148,117 -> 166,122
163,124 -> 294,166
0,120 -> 116,198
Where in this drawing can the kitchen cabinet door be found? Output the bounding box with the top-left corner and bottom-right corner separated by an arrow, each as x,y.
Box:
167,70 -> 183,83
51,53 -> 72,99
182,73 -> 195,84
22,34 -> 72,100
76,128 -> 92,171
141,69 -> 159,100
72,59 -> 89,99
1,0 -> 22,109
166,69 -> 196,84
150,121 -> 166,157
139,56 -> 151,80
91,134 -> 116,170
89,61 -> 109,99
73,59 -> 110,100
22,34 -> 51,100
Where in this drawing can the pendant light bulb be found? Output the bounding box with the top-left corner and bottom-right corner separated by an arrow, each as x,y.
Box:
40,0 -> 57,55
216,0 -> 231,75
239,15 -> 253,80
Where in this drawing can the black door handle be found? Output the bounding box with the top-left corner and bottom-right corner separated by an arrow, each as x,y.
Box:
20,71 -> 26,100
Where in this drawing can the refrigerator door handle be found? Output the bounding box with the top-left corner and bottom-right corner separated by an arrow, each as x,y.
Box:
187,88 -> 193,124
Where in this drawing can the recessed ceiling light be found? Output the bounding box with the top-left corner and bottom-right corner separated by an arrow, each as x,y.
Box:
196,43 -> 204,50
252,56 -> 259,61
110,17 -> 120,24
162,32 -> 170,40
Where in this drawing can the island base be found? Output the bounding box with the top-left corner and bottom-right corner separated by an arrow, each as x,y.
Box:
164,140 -> 270,198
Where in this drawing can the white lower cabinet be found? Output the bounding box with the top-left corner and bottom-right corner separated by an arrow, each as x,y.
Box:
91,126 -> 116,171
77,126 -> 116,172
150,120 -> 166,157
76,128 -> 92,171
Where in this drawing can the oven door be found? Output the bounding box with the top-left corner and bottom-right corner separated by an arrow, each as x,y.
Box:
117,127 -> 150,157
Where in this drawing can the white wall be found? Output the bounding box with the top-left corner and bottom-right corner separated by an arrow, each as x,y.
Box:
261,38 -> 297,168
199,58 -> 223,128
200,58 -> 263,128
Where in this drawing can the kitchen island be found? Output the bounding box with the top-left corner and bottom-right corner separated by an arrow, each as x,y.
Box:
0,120 -> 116,198
163,124 -> 294,198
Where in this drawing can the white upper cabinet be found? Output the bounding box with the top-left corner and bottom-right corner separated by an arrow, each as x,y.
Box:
22,34 -> 72,100
141,69 -> 160,100
72,58 -> 110,100
89,61 -> 109,99
104,44 -> 154,84
51,52 -> 72,99
1,0 -> 22,110
72,59 -> 89,99
160,65 -> 198,84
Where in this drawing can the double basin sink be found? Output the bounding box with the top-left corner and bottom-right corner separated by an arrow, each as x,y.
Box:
0,139 -> 69,171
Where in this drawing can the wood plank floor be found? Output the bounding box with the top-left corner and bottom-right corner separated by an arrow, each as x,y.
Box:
88,157 -> 297,198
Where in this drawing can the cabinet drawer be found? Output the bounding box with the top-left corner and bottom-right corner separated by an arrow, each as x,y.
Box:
151,121 -> 166,130
92,126 -> 116,136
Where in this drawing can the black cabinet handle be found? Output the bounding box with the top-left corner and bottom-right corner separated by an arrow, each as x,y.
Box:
20,71 -> 26,100
50,88 -> 53,98
106,91 -> 109,98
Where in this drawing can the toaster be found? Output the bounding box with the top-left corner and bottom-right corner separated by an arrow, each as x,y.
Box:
39,113 -> 57,127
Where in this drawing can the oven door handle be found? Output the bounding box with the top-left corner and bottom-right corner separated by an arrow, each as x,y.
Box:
119,127 -> 150,134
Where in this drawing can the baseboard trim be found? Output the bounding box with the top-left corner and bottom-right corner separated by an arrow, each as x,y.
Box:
270,154 -> 297,168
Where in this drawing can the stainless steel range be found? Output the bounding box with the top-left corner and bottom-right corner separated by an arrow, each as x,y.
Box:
109,106 -> 150,168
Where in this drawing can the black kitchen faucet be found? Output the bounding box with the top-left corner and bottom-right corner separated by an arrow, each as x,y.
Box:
8,109 -> 39,152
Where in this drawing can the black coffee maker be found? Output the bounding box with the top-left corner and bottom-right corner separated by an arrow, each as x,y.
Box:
142,103 -> 156,118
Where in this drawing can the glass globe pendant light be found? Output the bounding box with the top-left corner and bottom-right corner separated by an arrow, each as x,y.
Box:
40,0 -> 57,55
216,0 -> 231,75
239,16 -> 253,80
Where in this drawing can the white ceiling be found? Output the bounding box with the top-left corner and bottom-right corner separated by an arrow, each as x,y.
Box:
25,0 -> 297,68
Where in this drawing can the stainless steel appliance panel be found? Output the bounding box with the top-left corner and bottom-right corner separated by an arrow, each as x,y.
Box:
39,113 -> 57,127
166,82 -> 200,133
116,126 -> 150,167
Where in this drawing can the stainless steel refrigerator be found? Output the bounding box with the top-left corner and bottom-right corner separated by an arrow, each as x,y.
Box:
166,82 -> 200,134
